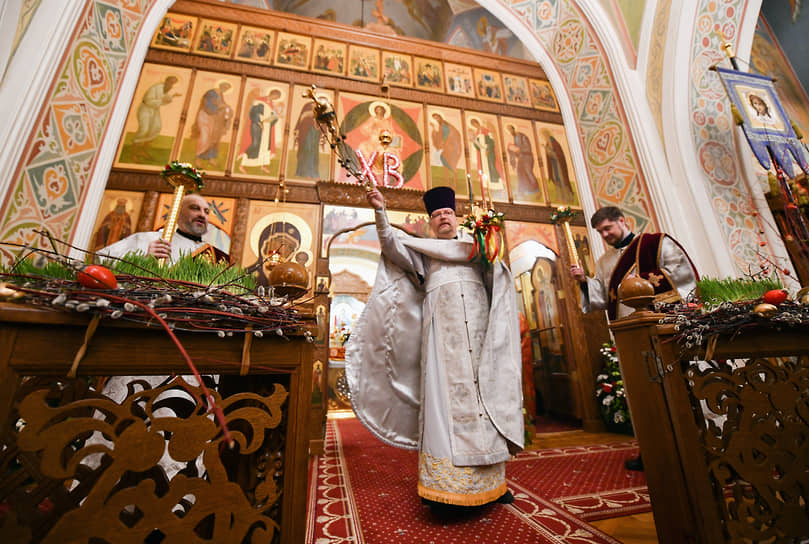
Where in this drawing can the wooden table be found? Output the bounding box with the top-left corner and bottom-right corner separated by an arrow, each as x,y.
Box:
0,302 -> 313,543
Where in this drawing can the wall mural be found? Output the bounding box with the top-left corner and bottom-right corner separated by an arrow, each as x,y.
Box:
242,200 -> 319,288
285,85 -> 333,182
503,0 -> 655,234
89,190 -> 144,253
115,63 -> 191,170
233,78 -> 289,179
178,71 -> 241,175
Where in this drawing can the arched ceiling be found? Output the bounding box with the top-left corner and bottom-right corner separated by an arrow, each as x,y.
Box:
222,0 -> 532,59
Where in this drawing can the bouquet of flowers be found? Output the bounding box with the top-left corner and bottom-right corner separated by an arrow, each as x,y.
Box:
332,322 -> 351,346
461,208 -> 506,265
162,161 -> 204,188
594,341 -> 633,434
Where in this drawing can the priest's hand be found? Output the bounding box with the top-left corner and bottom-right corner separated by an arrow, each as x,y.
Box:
366,188 -> 385,210
570,265 -> 586,283
148,239 -> 171,259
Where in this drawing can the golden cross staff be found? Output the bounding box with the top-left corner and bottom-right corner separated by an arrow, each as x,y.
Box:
304,85 -> 372,190
550,206 -> 580,268
159,163 -> 204,264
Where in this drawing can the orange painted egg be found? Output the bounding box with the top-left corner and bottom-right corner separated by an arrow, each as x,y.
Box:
78,265 -> 118,289
762,289 -> 788,305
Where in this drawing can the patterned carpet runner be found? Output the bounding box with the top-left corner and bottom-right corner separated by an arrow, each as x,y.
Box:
510,443 -> 650,521
307,418 -> 648,543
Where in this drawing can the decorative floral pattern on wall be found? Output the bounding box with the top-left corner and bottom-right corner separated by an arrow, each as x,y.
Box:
689,0 -> 774,274
0,1 -> 153,265
507,0 -> 655,233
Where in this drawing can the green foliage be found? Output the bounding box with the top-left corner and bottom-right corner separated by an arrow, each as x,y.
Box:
6,258 -> 76,280
5,252 -> 256,293
697,276 -> 783,308
595,341 -> 633,435
102,252 -> 256,292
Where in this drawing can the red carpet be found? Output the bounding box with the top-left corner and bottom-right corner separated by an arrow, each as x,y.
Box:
307,418 -> 628,543
509,443 -> 650,520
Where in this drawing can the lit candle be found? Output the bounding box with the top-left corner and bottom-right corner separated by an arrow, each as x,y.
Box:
482,173 -> 492,210
466,173 -> 474,202
478,170 -> 486,207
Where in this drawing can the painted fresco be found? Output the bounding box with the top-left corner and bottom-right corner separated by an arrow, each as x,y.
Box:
90,190 -> 144,252
151,13 -> 196,53
321,205 -> 375,256
336,93 -> 426,191
444,63 -> 475,97
347,45 -> 380,82
381,51 -> 413,87
286,85 -> 333,182
242,200 -> 320,288
426,105 -> 468,196
535,121 -> 579,207
465,111 -> 508,203
473,67 -> 504,102
312,39 -> 347,76
504,74 -> 531,108
501,117 -> 545,205
274,32 -> 311,71
444,7 -> 529,60
504,220 -> 558,255
234,26 -> 274,65
322,204 -> 431,257
414,57 -> 444,92
177,71 -> 242,175
115,63 -> 191,170
193,19 -> 237,59
154,193 -> 236,255
529,79 -> 559,112
232,78 -> 289,179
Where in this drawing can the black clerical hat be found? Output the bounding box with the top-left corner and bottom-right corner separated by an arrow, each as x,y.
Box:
423,186 -> 455,215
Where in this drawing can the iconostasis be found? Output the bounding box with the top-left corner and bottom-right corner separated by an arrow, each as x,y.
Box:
96,5 -> 589,424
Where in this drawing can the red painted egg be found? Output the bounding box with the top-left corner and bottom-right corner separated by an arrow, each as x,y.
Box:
78,265 -> 118,289
762,289 -> 788,305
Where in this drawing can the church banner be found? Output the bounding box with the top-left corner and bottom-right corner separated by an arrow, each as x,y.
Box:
715,67 -> 809,177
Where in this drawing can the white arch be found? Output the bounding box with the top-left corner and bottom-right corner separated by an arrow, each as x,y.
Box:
0,2 -> 84,201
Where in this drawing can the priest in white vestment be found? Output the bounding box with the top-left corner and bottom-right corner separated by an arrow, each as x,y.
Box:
92,193 -> 213,479
570,205 -> 698,471
346,186 -> 524,510
97,193 -> 210,262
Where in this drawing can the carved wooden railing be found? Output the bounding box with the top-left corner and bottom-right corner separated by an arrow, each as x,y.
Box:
0,303 -> 312,543
610,310 -> 809,544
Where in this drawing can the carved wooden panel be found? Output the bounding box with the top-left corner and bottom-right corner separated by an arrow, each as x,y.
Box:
684,357 -> 809,542
0,375 -> 289,543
